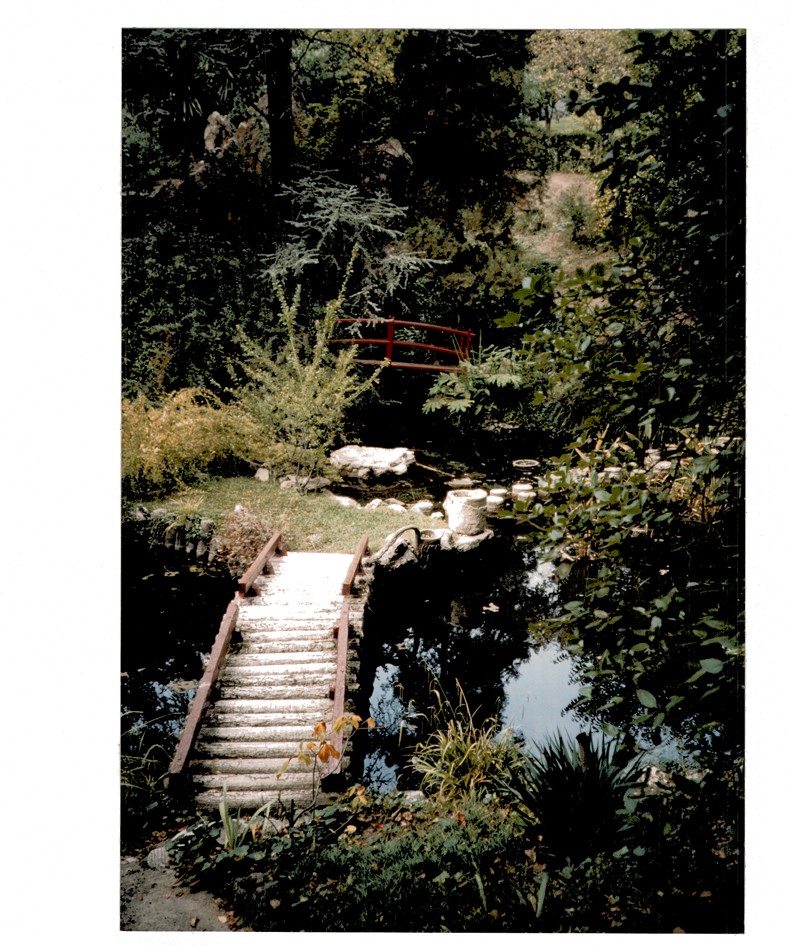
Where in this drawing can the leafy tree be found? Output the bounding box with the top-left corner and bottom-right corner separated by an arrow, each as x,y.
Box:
520,30 -> 745,766
292,29 -> 543,334
122,29 -> 546,392
122,222 -> 275,396
260,173 -> 438,321
390,30 -> 534,237
122,29 -> 272,189
526,30 -> 634,128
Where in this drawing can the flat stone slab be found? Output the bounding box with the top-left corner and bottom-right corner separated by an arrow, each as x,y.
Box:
329,445 -> 415,478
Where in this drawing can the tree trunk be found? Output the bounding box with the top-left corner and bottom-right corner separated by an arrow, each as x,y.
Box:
266,29 -> 294,236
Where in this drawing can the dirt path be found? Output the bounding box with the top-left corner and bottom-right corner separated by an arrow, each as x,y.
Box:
121,854 -> 245,932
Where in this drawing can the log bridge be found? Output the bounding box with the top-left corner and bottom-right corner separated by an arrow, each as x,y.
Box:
167,533 -> 369,810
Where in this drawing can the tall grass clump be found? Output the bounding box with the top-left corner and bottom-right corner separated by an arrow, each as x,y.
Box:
411,682 -> 524,802
122,387 -> 259,497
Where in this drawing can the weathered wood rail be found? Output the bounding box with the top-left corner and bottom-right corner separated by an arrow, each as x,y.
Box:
328,533 -> 370,763
167,532 -> 370,809
168,531 -> 287,791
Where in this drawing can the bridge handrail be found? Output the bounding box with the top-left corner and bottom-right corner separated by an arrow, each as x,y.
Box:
167,598 -> 240,789
330,317 -> 473,370
237,531 -> 286,597
326,534 -> 369,772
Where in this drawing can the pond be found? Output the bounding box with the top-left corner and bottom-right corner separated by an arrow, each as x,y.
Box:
121,527 -> 233,754
121,522 -> 686,797
350,537 -> 594,791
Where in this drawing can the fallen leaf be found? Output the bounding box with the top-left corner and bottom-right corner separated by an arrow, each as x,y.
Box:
189,917 -> 198,928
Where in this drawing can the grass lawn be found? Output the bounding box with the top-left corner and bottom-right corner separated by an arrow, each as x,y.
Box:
150,476 -> 440,554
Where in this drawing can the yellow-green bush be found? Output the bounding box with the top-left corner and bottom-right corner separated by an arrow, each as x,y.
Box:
122,387 -> 262,497
235,264 -> 384,485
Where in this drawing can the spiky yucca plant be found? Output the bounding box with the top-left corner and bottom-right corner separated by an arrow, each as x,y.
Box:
496,731 -> 643,865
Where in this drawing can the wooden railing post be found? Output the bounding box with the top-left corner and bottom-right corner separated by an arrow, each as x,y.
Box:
342,534 -> 369,595
324,534 -> 368,779
167,599 -> 240,790
237,532 -> 286,597
385,318 -> 395,362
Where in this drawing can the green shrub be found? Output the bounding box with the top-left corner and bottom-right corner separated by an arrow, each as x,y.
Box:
552,184 -> 602,246
122,387 -> 259,497
495,731 -> 643,866
234,260 -> 384,486
173,792 -> 542,932
121,711 -> 174,851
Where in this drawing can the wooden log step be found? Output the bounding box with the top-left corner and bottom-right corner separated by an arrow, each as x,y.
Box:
192,772 -> 317,792
224,651 -> 335,668
218,684 -> 334,701
237,638 -> 336,652
193,739 -> 316,758
238,613 -> 340,628
198,723 -> 325,742
190,756 -> 312,775
220,663 -> 335,681
230,647 -> 335,661
233,645 -> 333,660
225,640 -> 335,667
209,698 -> 332,715
201,718 -> 330,737
239,619 -> 337,644
194,789 -> 319,810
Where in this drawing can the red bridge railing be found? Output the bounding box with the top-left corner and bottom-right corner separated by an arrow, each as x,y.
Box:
330,318 -> 473,373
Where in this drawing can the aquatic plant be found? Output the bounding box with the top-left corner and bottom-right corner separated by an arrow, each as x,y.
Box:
411,681 -> 525,801
495,730 -> 643,865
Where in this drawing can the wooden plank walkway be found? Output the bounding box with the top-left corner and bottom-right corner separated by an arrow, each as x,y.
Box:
182,550 -> 362,810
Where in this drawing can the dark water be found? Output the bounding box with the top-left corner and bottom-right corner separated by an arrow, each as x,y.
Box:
121,518 -> 691,796
349,537 -> 590,792
121,527 -> 234,753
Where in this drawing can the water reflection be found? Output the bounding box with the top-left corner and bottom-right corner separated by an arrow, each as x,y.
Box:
501,642 -> 583,746
121,529 -> 232,752
354,539 -> 587,791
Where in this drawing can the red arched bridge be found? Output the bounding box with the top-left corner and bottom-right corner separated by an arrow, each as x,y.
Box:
330,317 -> 473,373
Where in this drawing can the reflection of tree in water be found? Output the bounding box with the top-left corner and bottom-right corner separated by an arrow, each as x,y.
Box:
121,527 -> 232,753
355,538 -> 564,789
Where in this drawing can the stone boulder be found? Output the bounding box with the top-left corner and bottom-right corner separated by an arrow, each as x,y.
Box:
328,495 -> 361,509
440,528 -> 494,552
329,445 -> 415,479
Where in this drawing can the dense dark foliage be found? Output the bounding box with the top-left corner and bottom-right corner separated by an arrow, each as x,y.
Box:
122,29 -> 540,392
